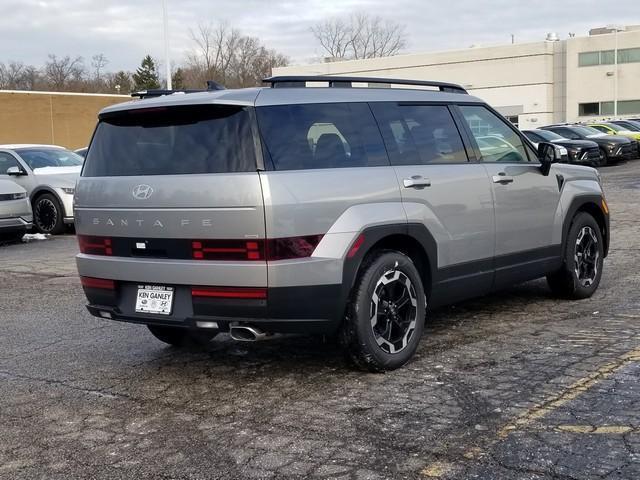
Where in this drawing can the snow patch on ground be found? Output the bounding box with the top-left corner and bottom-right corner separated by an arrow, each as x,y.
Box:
22,233 -> 50,242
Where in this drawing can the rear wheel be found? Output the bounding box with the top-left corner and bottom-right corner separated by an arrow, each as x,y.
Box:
547,212 -> 604,299
33,193 -> 65,234
340,251 -> 426,372
147,325 -> 217,347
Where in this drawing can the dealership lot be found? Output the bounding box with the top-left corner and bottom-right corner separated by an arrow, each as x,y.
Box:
0,162 -> 638,479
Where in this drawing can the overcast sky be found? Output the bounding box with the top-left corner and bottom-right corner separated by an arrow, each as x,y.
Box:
1,0 -> 638,73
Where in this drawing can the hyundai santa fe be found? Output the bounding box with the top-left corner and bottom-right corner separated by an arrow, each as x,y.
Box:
75,76 -> 609,371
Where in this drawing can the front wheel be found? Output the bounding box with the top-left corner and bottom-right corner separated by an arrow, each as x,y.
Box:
598,148 -> 608,167
547,212 -> 604,299
340,251 -> 426,372
33,193 -> 65,234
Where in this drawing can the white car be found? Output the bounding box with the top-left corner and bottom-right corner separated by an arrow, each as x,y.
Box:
0,179 -> 32,240
0,144 -> 82,234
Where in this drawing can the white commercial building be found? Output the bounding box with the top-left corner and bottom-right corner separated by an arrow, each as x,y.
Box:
274,26 -> 640,130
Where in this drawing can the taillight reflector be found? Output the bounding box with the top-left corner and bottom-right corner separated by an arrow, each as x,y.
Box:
78,235 -> 113,255
80,276 -> 115,290
191,286 -> 267,299
191,235 -> 324,261
347,234 -> 365,258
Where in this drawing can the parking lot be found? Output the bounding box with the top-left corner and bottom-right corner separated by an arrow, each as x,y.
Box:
0,161 -> 638,479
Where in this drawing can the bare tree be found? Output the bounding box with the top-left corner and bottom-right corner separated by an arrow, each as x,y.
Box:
44,54 -> 85,90
0,61 -> 33,89
91,53 -> 109,81
312,13 -> 407,60
184,21 -> 288,89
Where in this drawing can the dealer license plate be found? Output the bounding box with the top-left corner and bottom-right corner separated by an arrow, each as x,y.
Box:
135,285 -> 174,315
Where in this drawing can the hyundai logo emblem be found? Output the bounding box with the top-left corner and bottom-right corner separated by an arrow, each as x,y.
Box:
132,184 -> 154,200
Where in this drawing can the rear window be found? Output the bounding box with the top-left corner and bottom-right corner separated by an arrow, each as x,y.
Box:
83,105 -> 256,177
256,103 -> 389,170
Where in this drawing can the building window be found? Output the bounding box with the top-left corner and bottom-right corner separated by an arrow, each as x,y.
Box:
578,100 -> 640,116
618,48 -> 640,64
505,115 -> 519,127
580,48 -> 640,66
619,100 -> 640,115
579,103 -> 600,116
578,52 -> 600,66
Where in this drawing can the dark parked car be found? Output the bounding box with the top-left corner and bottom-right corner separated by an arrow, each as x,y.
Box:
609,119 -> 640,132
523,129 -> 601,167
540,124 -> 636,165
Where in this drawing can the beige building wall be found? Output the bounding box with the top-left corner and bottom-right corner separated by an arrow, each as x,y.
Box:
274,27 -> 640,128
0,90 -> 129,150
566,29 -> 640,121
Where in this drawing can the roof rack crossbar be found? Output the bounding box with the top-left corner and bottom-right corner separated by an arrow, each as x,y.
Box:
262,76 -> 467,94
131,80 -> 226,99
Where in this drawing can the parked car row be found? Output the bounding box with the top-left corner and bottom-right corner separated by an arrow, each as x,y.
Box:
522,120 -> 640,168
0,144 -> 84,238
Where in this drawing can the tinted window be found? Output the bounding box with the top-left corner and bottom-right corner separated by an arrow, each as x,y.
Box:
549,127 -> 580,140
459,106 -> 528,163
370,103 -> 467,165
524,131 -> 542,143
257,103 -> 388,170
0,152 -> 21,174
18,149 -> 83,170
534,130 -> 565,141
83,105 -> 256,177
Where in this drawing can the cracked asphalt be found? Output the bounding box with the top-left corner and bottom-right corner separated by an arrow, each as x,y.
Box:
1,161 -> 639,480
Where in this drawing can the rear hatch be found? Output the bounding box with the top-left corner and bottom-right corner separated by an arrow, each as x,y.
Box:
75,103 -> 267,289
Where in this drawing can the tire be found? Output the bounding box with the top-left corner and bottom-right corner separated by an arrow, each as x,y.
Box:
547,212 -> 604,299
33,193 -> 65,234
147,325 -> 217,347
339,250 -> 426,372
598,148 -> 608,167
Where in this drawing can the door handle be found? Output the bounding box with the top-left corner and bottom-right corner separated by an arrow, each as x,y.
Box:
403,176 -> 431,188
492,174 -> 514,184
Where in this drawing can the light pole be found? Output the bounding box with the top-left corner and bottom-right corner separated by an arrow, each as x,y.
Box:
607,24 -> 626,117
162,0 -> 172,90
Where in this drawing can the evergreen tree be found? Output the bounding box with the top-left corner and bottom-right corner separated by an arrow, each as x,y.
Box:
111,70 -> 132,94
171,67 -> 185,89
132,55 -> 160,91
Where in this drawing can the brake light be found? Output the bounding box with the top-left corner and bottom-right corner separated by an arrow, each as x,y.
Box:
191,286 -> 267,299
80,276 -> 115,290
78,235 -> 113,255
191,235 -> 323,261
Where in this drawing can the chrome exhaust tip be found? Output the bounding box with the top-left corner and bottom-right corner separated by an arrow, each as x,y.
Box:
229,325 -> 267,342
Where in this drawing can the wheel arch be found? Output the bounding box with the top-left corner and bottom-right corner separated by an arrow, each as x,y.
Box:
340,223 -> 437,308
30,186 -> 63,206
562,195 -> 609,258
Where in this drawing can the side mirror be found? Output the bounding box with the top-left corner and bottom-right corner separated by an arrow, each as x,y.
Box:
538,142 -> 562,175
6,166 -> 26,176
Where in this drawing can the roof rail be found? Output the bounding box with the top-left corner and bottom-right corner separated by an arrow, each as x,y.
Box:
131,80 -> 226,99
262,76 -> 467,94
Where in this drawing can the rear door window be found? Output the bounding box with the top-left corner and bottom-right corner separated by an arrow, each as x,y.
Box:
370,103 -> 468,165
256,103 -> 388,170
83,105 -> 256,177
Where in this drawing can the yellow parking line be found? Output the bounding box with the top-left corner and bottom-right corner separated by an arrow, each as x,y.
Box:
555,425 -> 636,434
498,346 -> 640,438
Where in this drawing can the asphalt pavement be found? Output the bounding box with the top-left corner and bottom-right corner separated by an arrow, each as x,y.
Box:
1,161 -> 639,479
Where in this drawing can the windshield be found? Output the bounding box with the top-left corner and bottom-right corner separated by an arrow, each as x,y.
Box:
83,105 -> 256,177
602,123 -> 627,133
571,126 -> 605,138
17,148 -> 83,170
614,121 -> 640,132
534,130 -> 565,141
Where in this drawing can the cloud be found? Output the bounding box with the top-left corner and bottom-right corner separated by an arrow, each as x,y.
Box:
0,0 -> 637,72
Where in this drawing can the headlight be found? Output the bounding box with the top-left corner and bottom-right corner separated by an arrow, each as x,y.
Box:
11,192 -> 27,200
62,187 -> 75,195
557,146 -> 568,155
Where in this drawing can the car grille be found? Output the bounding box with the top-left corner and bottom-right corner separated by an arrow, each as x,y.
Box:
629,140 -> 640,158
618,143 -> 635,160
580,147 -> 601,164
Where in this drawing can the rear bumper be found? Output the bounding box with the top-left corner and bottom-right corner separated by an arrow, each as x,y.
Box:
83,283 -> 344,334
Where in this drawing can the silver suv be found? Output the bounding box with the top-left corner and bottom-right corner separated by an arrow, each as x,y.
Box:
75,76 -> 609,371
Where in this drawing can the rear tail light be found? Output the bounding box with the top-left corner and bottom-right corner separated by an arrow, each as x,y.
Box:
191,235 -> 323,261
78,235 -> 113,255
80,276 -> 115,290
191,286 -> 267,299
